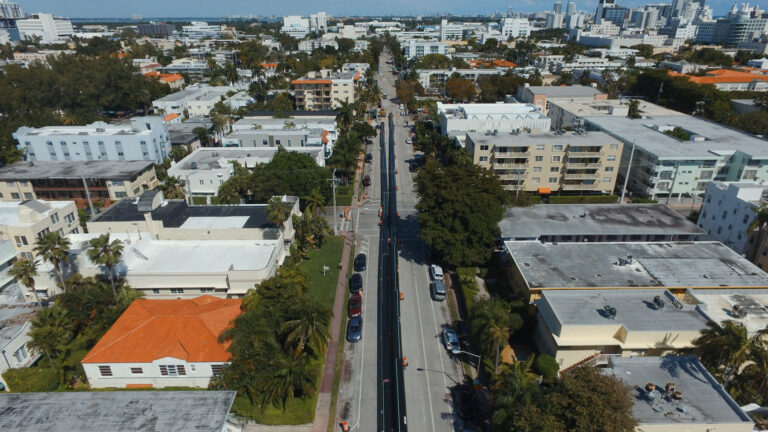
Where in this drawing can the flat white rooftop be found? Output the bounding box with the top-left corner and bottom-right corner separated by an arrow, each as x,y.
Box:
688,288 -> 768,336
0,200 -> 73,227
467,130 -> 621,147
438,102 -> 547,119
180,216 -> 250,229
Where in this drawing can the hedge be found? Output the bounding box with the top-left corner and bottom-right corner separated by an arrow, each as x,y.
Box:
2,367 -> 59,392
457,267 -> 479,310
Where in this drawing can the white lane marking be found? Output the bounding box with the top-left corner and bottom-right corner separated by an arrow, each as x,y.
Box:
410,253 -> 437,432
352,235 -> 372,431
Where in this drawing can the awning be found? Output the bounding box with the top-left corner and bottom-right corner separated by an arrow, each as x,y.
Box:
538,188 -> 551,194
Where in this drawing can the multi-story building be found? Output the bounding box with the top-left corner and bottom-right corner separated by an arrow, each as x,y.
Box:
16,13 -> 73,44
0,200 -> 79,260
401,39 -> 449,60
415,68 -> 506,91
0,160 -> 157,204
440,19 -> 464,41
546,97 -> 680,130
281,15 -> 309,38
695,4 -> 768,46
292,69 -> 360,111
437,103 -> 551,137
181,21 -> 221,39
0,0 -> 22,42
500,17 -> 531,39
516,84 -> 606,115
188,49 -> 239,67
14,117 -> 170,164
136,22 -> 173,37
696,182 -> 766,260
670,69 -> 768,92
82,296 -> 241,389
554,55 -> 624,73
309,12 -> 328,33
158,58 -> 208,80
465,130 -> 622,193
584,113 -> 768,199
152,84 -> 236,115
298,38 -> 338,53
12,49 -> 74,65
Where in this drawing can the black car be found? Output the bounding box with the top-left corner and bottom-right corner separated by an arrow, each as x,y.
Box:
349,273 -> 363,294
363,175 -> 371,186
354,253 -> 367,271
409,162 -> 418,172
347,316 -> 363,342
365,153 -> 373,163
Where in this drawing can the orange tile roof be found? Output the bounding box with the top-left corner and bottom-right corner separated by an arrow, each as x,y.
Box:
260,63 -> 278,69
126,383 -> 153,389
468,59 -> 517,68
163,113 -> 180,122
669,69 -> 768,85
143,71 -> 160,77
321,130 -> 330,144
292,79 -> 333,84
160,73 -> 184,83
82,296 -> 241,364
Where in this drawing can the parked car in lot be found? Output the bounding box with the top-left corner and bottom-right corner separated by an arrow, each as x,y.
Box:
349,273 -> 363,294
348,293 -> 362,317
363,175 -> 371,186
442,328 -> 460,354
430,264 -> 444,281
430,280 -> 446,301
347,316 -> 363,342
354,253 -> 367,271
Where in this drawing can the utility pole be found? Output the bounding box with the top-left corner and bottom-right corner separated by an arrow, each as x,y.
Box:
665,163 -> 680,206
619,140 -> 636,204
328,168 -> 338,234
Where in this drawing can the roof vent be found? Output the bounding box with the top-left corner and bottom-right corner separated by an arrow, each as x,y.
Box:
734,304 -> 748,318
603,304 -> 617,319
653,295 -> 665,309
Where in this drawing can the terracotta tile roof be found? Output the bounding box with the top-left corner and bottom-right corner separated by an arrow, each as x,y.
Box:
322,130 -> 330,144
159,73 -> 184,83
669,69 -> 768,85
82,296 -> 241,364
468,59 -> 517,68
260,63 -> 278,69
292,79 -> 333,84
163,113 -> 180,122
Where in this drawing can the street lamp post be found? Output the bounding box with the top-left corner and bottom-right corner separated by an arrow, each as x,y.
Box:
457,350 -> 482,376
328,168 -> 338,235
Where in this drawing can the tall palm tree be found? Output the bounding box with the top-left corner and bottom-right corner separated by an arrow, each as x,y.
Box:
9,257 -> 40,303
335,100 -> 355,134
263,354 -> 317,410
34,232 -> 70,292
160,176 -> 186,199
267,196 -> 291,228
694,320 -> 752,385
301,187 -> 325,215
754,93 -> 768,111
748,206 -> 768,261
86,233 -> 124,297
279,301 -> 330,358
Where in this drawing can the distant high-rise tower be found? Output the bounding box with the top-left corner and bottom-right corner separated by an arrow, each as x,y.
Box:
553,0 -> 563,13
0,0 -> 23,18
566,1 -> 576,17
595,0 -> 617,22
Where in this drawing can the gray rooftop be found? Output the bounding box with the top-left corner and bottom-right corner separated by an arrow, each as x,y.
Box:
500,204 -> 704,239
0,160 -> 154,181
541,289 -> 709,331
466,130 -> 621,147
170,147 -> 322,171
0,302 -> 41,349
507,241 -> 768,289
523,85 -> 604,98
585,115 -> 768,159
0,391 -> 236,432
605,356 -> 753,426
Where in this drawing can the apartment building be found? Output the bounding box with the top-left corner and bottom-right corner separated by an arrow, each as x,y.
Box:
0,200 -> 79,260
465,131 -> 622,193
152,84 -> 236,116
501,17 -> 532,38
16,13 -> 73,44
670,69 -> 768,92
547,98 -> 680,129
14,117 -> 170,164
158,58 -> 208,80
555,55 -> 623,73
292,69 -> 360,111
181,21 -> 221,39
0,160 -> 158,203
415,68 -> 506,91
584,114 -> 768,199
697,182 -> 766,260
281,15 -> 310,38
439,19 -> 464,41
437,103 -> 551,136
516,84 -> 607,115
401,39 -> 449,60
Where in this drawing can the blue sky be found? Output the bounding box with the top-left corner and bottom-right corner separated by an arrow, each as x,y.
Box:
18,0 -> 766,18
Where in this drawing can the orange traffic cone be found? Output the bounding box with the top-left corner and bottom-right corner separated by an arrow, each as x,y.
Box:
399,292 -> 404,301
403,357 -> 408,367
341,421 -> 350,431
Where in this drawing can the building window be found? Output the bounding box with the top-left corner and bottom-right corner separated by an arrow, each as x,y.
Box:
199,180 -> 204,185
130,367 -> 143,374
603,177 -> 611,183
14,236 -> 27,247
551,156 -> 561,162
607,155 -> 616,161
98,366 -> 113,377
479,156 -> 488,162
65,212 -> 76,225
11,193 -> 19,200
550,167 -> 559,172
201,288 -> 213,293
610,144 -> 619,150
535,156 -> 543,162
152,289 -> 160,294
50,213 -> 59,224
170,288 -> 184,294
159,364 -> 187,376
533,167 -> 542,172
13,345 -> 28,363
535,144 -> 545,150
605,166 -> 614,172
480,145 -> 489,151
211,364 -> 224,375
553,145 -> 563,151
23,193 -> 32,200
531,177 -> 540,183
6,181 -> 13,187
37,228 -> 50,238
549,177 -> 558,183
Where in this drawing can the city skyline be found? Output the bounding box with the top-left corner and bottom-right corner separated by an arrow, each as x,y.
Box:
14,0 -> 755,19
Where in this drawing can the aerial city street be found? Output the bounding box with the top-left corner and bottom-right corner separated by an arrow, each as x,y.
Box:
0,0 -> 767,431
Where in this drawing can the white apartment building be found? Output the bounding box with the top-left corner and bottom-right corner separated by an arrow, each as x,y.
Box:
152,84 -> 237,116
309,12 -> 328,32
292,69 -> 360,111
281,15 -> 310,38
437,102 -> 551,136
14,117 -> 170,164
416,68 -> 506,91
298,38 -> 338,53
16,13 -> 73,44
500,18 -> 532,39
585,113 -> 768,199
555,55 -> 624,73
440,19 -> 464,41
0,200 -> 79,267
697,182 -> 766,258
402,39 -> 449,60
465,130 -> 622,193
181,21 -> 221,39
159,57 -> 208,80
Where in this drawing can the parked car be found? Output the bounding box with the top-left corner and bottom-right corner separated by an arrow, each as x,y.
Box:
348,293 -> 362,317
354,253 -> 367,271
430,264 -> 444,281
406,138 -> 412,144
430,280 -> 446,301
365,153 -> 373,163
349,273 -> 363,294
347,316 -> 363,342
442,328 -> 460,354
363,175 -> 371,187
409,162 -> 418,172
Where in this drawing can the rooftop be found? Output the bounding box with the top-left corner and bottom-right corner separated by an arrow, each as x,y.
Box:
233,116 -> 336,131
542,289 -> 708,331
82,296 -> 241,363
466,130 -> 621,147
522,85 -> 604,98
0,160 -> 154,181
438,102 -> 548,120
507,241 -> 768,289
167,147 -> 323,172
548,98 -> 681,118
0,200 -> 73,227
13,117 -> 162,138
605,356 -> 753,427
500,204 -> 704,239
0,391 -> 236,432
687,289 -> 768,336
585,115 -> 768,159
0,302 -> 41,349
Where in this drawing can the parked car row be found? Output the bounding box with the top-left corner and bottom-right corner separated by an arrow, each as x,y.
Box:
347,253 -> 367,342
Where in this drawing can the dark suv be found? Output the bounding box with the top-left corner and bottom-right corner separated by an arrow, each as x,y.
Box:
354,253 -> 367,271
349,273 -> 363,294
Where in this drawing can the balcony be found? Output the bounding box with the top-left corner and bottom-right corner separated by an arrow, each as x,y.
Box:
565,161 -> 601,169
567,151 -> 603,158
563,172 -> 600,180
493,162 -> 528,170
497,173 -> 526,181
562,183 -> 599,190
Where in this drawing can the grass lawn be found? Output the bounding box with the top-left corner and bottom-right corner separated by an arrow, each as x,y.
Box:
300,235 -> 345,308
233,390 -> 319,425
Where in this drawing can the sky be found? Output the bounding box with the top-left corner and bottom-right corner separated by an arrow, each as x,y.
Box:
16,0 -> 768,18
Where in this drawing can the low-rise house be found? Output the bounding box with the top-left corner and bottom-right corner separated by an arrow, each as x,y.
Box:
515,84 -> 606,115
437,102 -> 551,136
82,296 -> 240,388
0,391 -> 236,431
0,200 -> 79,260
0,302 -> 42,388
143,71 -> 185,90
0,160 -> 158,205
670,69 -> 768,92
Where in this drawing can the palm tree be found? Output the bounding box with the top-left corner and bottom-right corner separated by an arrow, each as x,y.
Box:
267,196 -> 291,228
335,100 -> 355,134
754,93 -> 768,111
160,176 -> 186,199
301,187 -> 325,215
9,258 -> 40,303
263,354 -> 317,410
471,298 -> 514,373
86,233 -> 124,297
28,306 -> 73,368
279,301 -> 330,358
694,320 -> 752,385
627,99 -> 641,119
60,112 -> 79,126
34,232 -> 70,292
748,206 -> 768,261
